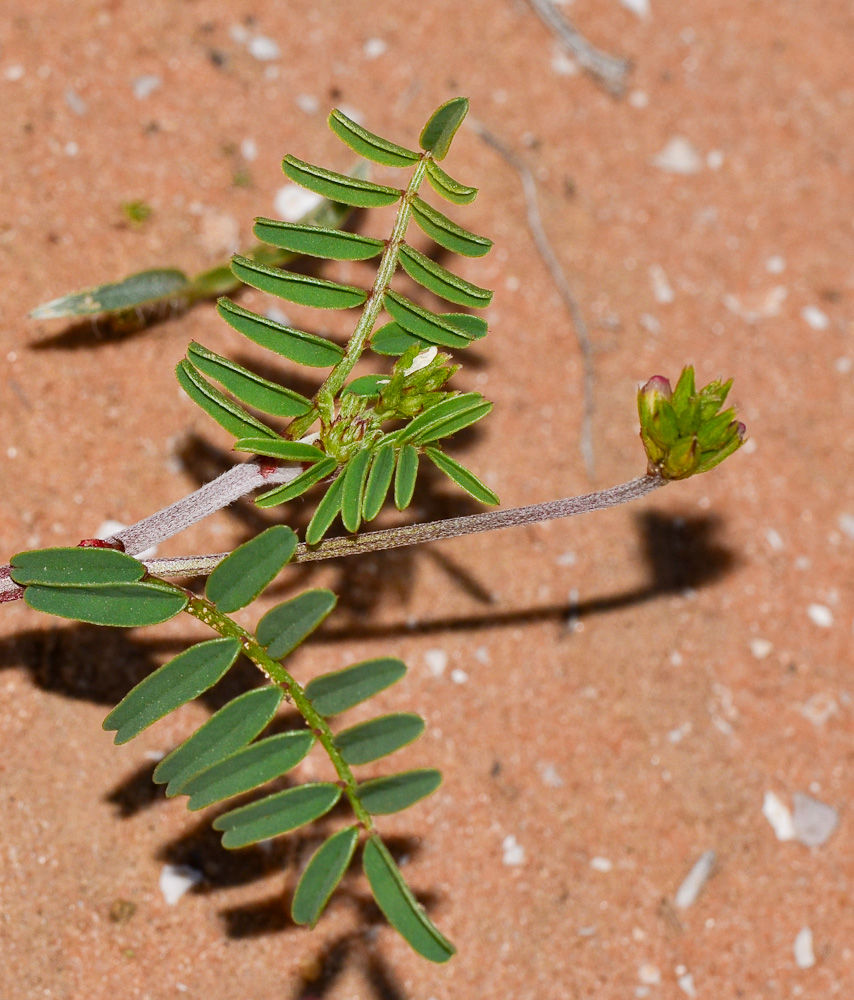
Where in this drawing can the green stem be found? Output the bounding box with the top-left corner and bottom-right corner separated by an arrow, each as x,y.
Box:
285,155 -> 431,440
182,593 -> 375,831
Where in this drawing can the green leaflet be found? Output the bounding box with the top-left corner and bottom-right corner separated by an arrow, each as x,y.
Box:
411,197 -> 492,257
103,637 -> 241,745
398,244 -> 493,308
441,312 -> 488,340
256,589 -> 338,659
216,298 -> 344,368
187,342 -> 312,419
394,443 -> 419,510
371,321 -> 427,356
305,657 -> 407,717
419,97 -> 469,161
362,836 -> 455,963
357,769 -> 442,815
305,472 -> 346,545
328,109 -> 421,167
340,448 -> 372,533
182,731 -> 316,811
335,713 -> 425,766
362,444 -> 396,521
206,525 -> 298,612
252,219 -> 385,261
24,580 -> 187,628
282,155 -> 402,208
176,360 -> 278,440
153,686 -> 284,796
291,825 -> 360,927
342,374 -> 388,397
425,160 -> 478,205
30,268 -> 190,320
233,437 -> 326,463
10,547 -> 144,587
255,456 -> 337,508
384,290 -> 474,349
425,447 -> 499,505
400,392 -> 492,444
213,782 -> 341,849
230,255 -> 367,310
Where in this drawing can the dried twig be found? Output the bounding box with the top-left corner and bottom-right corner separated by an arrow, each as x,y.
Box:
526,0 -> 631,97
470,120 -> 597,479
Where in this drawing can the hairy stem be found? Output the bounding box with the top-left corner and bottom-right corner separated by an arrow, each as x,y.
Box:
183,594 -> 374,831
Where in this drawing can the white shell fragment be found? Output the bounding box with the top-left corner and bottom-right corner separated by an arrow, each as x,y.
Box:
674,850 -> 716,908
792,792 -> 838,847
794,926 -> 816,969
763,791 -> 796,841
159,864 -> 203,905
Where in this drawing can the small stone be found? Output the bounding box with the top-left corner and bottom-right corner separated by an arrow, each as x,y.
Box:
537,762 -> 564,788
749,638 -> 773,660
551,46 -> 579,76
807,604 -> 833,628
837,513 -> 854,539
132,75 -> 162,100
619,0 -> 650,16
450,668 -> 468,684
590,856 -> 613,873
295,93 -> 319,114
801,305 -> 829,330
674,850 -> 715,908
274,183 -> 323,221
64,88 -> 87,115
4,64 -> 25,81
794,926 -> 815,969
159,864 -> 203,905
762,790 -> 795,841
677,972 -> 697,997
765,254 -> 786,274
792,792 -> 838,847
649,264 -> 675,303
638,964 -> 661,985
765,527 -> 784,551
629,89 -> 649,108
247,35 -> 280,61
706,149 -> 724,169
363,38 -> 387,59
502,834 -> 525,866
652,136 -> 702,175
424,649 -> 447,677
240,137 -> 257,161
800,692 -> 838,727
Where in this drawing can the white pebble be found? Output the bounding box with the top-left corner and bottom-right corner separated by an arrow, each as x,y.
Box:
749,638 -> 773,660
765,254 -> 786,274
248,35 -> 280,60
295,93 -> 319,114
837,513 -> 854,539
800,692 -> 838,727
64,88 -> 88,115
4,64 -> 25,81
807,604 -> 833,628
619,0 -> 650,16
677,972 -> 697,997
765,527 -> 784,551
629,89 -> 649,108
794,926 -> 815,969
159,864 -> 203,905
132,75 -> 162,100
502,834 -> 525,866
652,136 -> 702,174
706,149 -> 724,169
792,792 -> 838,847
551,47 -> 579,76
674,850 -> 715,908
555,550 -> 577,566
649,264 -> 675,303
274,183 -> 324,222
424,649 -> 447,677
590,856 -> 613,873
537,762 -> 564,788
762,791 -> 795,841
638,964 -> 661,985
363,37 -> 387,59
450,668 -> 468,685
64,141 -> 79,157
240,137 -> 257,161
801,305 -> 829,330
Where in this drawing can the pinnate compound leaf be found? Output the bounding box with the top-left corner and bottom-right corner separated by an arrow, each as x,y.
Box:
328,109 -> 421,167
252,219 -> 385,261
10,547 -> 144,587
24,580 -> 187,628
335,713 -> 425,766
384,290 -> 475,349
255,456 -> 337,508
188,342 -> 312,418
182,731 -> 315,811
153,686 -> 284,796
419,97 -> 469,161
398,245 -> 493,308
425,447 -> 499,505
305,473 -> 346,546
230,255 -> 367,310
394,444 -> 419,510
362,836 -> 455,963
341,448 -> 372,533
213,782 -> 341,849
217,298 -> 344,368
291,825 -> 360,927
400,392 -> 491,444
305,657 -> 406,717
358,769 -> 442,815
233,437 -> 326,462
282,155 -> 402,208
103,638 -> 241,745
176,360 -> 278,440
206,525 -> 298,612
411,197 -> 492,257
425,160 -> 478,205
257,589 -> 337,659
362,444 -> 396,521
30,268 -> 190,320
371,321 -> 427,356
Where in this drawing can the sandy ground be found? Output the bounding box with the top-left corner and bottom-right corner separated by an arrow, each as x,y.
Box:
1,1 -> 853,998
